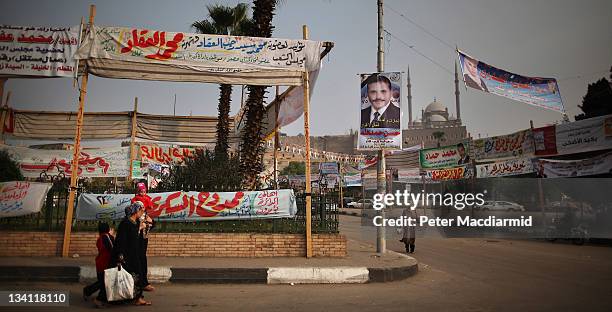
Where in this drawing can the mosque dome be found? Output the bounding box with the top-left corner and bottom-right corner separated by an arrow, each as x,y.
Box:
424,99 -> 446,113
429,114 -> 447,122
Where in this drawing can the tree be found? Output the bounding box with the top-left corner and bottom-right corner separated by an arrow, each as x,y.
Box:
0,150 -> 23,182
192,3 -> 254,160
432,131 -> 446,147
575,75 -> 612,121
239,0 -> 279,190
280,161 -> 305,176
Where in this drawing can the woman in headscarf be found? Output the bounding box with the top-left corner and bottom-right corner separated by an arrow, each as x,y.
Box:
114,201 -> 151,306
131,182 -> 155,292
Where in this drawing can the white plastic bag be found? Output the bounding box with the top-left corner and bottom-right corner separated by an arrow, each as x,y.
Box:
104,265 -> 135,302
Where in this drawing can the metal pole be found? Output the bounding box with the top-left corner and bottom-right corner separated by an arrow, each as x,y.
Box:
62,4 -> 95,258
376,0 -> 386,254
274,86 -> 280,189
531,120 -> 546,227
302,25 -> 313,258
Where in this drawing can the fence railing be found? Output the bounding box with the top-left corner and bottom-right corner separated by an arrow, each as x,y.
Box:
0,180 -> 339,234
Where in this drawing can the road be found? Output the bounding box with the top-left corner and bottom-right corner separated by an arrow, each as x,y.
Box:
2,215 -> 612,311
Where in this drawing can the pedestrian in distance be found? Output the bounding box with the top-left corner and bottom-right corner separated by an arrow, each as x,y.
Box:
131,182 -> 155,292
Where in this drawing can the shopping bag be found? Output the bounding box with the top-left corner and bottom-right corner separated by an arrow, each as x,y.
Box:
104,265 -> 135,302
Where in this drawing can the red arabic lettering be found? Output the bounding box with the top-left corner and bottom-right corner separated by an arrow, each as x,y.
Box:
121,29 -> 183,61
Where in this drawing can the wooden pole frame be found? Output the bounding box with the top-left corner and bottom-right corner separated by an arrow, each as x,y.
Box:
302,25 -> 313,258
128,97 -> 139,182
0,89 -> 10,143
274,86 -> 280,189
62,5 -> 95,258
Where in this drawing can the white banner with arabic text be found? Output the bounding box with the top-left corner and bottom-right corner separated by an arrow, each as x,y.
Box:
0,181 -> 52,217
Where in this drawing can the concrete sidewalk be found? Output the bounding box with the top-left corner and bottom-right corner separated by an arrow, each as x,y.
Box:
0,239 -> 417,284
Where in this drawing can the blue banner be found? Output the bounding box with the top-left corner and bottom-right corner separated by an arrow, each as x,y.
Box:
458,50 -> 564,113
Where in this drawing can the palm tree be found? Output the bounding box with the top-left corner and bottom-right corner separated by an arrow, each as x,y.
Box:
240,0 -> 279,189
192,3 -> 253,160
433,131 -> 446,147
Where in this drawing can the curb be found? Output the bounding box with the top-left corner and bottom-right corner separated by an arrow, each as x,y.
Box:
2,254 -> 417,284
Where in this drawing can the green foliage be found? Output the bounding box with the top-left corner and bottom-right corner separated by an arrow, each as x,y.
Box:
432,131 -> 446,147
0,150 -> 23,182
575,77 -> 612,120
159,150 -> 243,192
280,161 -> 305,176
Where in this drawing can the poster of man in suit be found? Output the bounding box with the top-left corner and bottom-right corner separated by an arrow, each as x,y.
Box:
358,72 -> 402,150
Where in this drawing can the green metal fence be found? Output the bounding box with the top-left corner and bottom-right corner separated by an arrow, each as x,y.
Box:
0,180 -> 339,234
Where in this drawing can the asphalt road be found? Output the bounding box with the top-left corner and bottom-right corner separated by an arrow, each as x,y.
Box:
1,215 -> 611,312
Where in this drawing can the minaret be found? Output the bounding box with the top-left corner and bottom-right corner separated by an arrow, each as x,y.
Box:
406,65 -> 413,127
454,61 -> 461,122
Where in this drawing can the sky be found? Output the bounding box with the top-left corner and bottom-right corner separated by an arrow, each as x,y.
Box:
1,0 -> 611,144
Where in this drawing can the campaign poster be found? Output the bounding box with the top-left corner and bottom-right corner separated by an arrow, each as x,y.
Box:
358,72 -> 402,150
419,141 -> 471,169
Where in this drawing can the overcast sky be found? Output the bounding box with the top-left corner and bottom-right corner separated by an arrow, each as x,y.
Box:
2,0 -> 611,143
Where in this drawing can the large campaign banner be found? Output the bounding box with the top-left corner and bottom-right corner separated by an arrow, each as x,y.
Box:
358,72 -> 402,150
76,189 -> 297,221
0,181 -> 52,218
0,25 -> 80,77
343,174 -> 362,187
555,114 -> 612,155
426,166 -> 473,181
476,157 -> 535,178
0,145 -> 130,178
473,129 -> 535,160
457,50 -> 564,113
419,141 -> 471,169
534,152 -> 612,178
76,26 -> 321,73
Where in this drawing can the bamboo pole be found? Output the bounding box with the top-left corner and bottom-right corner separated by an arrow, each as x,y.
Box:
302,25 -> 313,258
128,97 -> 139,182
62,4 -> 95,258
0,91 -> 11,142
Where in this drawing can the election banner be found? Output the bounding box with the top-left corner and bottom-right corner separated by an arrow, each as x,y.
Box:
358,72 -> 402,150
319,162 -> 339,174
476,157 -> 535,178
76,26 -> 321,73
473,129 -> 535,160
343,174 -> 362,187
534,152 -> 612,178
131,160 -> 148,180
397,168 -> 422,183
533,125 -> 557,156
0,181 -> 52,218
0,145 -> 130,178
426,166 -> 473,181
0,25 -> 80,77
75,189 -> 297,221
458,50 -> 564,113
419,141 -> 471,169
555,114 -> 612,155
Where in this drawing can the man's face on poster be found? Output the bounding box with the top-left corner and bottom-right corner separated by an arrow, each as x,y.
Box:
463,57 -> 479,79
458,145 -> 466,157
367,80 -> 391,110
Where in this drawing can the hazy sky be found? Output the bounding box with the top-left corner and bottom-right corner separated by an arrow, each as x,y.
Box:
2,0 -> 611,142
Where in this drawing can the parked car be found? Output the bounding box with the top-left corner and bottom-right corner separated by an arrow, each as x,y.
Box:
342,197 -> 355,207
479,201 -> 525,212
347,199 -> 373,209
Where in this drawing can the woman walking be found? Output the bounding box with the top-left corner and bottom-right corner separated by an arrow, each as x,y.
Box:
131,183 -> 155,292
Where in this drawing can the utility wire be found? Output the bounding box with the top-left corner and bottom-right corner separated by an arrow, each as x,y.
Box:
384,29 -> 453,76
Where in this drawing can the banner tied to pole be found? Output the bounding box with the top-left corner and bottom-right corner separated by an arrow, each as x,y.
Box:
76,189 -> 297,221
0,25 -> 80,77
457,50 -> 564,113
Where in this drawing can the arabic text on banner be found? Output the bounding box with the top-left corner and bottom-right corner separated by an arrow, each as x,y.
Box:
0,145 -> 130,178
343,174 -> 362,187
319,162 -> 339,175
358,72 -> 402,150
419,141 -> 471,169
476,157 -> 535,178
76,26 -> 321,72
0,181 -> 52,218
140,145 -> 205,165
0,25 -> 79,77
473,129 -> 535,160
426,166 -> 473,181
534,152 -> 612,178
76,189 -> 297,221
457,50 -> 564,113
555,114 -> 612,155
